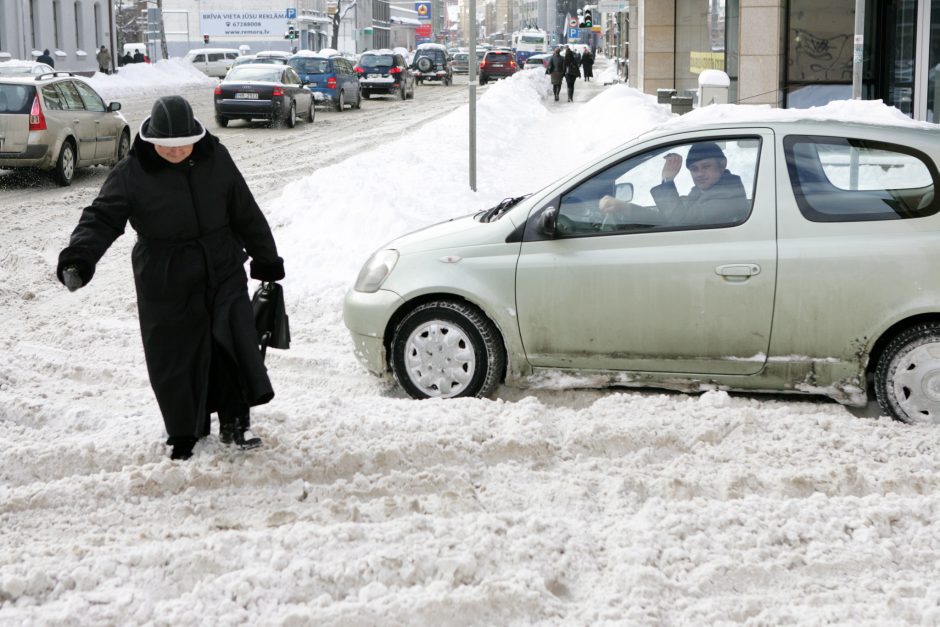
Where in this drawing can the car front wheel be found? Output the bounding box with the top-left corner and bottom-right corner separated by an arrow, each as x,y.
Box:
390,300 -> 505,400
875,322 -> 940,424
53,140 -> 75,186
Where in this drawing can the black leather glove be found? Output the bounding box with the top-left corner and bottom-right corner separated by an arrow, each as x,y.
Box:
250,258 -> 285,282
62,265 -> 84,292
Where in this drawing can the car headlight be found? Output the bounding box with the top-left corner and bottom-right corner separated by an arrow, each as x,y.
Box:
354,249 -> 399,293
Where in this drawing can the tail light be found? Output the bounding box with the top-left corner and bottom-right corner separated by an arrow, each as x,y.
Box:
29,95 -> 46,131
354,66 -> 364,74
389,66 -> 401,74
272,87 -> 284,97
480,61 -> 487,69
214,85 -> 222,96
326,77 -> 337,89
510,60 -> 516,68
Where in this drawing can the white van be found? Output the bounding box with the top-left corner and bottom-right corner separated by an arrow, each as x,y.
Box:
185,48 -> 240,77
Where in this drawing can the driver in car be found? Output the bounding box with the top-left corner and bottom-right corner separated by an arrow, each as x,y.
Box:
599,142 -> 750,227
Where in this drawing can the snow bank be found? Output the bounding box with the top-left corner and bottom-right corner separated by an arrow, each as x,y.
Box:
85,58 -> 217,100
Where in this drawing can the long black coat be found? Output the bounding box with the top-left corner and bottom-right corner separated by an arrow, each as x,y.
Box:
57,132 -> 284,438
581,52 -> 594,78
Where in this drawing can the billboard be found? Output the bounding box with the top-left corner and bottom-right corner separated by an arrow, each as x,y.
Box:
200,10 -> 293,37
415,2 -> 431,20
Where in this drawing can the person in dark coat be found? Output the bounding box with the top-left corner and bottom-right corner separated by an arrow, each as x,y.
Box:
546,47 -> 564,102
37,49 -> 55,67
581,48 -> 594,81
563,47 -> 581,102
120,52 -> 133,66
57,96 -> 285,461
133,50 -> 145,63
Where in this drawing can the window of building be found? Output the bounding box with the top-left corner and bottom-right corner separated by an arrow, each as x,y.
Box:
927,0 -> 940,122
785,0 -> 854,108
53,0 -> 62,49
784,135 -> 939,222
675,0 -> 725,101
30,0 -> 39,49
94,2 -> 101,47
75,1 -> 84,50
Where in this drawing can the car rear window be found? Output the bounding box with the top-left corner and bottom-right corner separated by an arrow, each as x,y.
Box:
784,135 -> 940,222
416,50 -> 444,62
226,67 -> 283,82
0,84 -> 35,113
487,53 -> 511,61
289,58 -> 329,74
361,54 -> 394,67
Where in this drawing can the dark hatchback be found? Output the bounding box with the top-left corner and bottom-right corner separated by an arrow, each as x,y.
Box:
356,50 -> 415,100
214,64 -> 314,128
479,50 -> 517,85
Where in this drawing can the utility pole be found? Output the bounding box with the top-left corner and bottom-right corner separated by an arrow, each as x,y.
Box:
156,0 -> 168,60
468,0 -> 476,191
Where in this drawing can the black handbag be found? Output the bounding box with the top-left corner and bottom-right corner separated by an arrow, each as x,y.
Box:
251,281 -> 290,359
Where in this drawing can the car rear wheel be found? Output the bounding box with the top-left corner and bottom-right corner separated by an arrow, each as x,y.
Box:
400,83 -> 407,100
114,130 -> 130,164
336,90 -> 345,112
875,322 -> 940,424
215,116 -> 229,128
53,140 -> 75,187
479,76 -> 487,85
354,89 -> 362,109
390,300 -> 505,400
286,101 -> 297,128
363,92 -> 371,99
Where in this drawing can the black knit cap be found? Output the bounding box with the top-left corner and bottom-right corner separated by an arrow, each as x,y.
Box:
138,96 -> 205,147
686,142 -> 726,167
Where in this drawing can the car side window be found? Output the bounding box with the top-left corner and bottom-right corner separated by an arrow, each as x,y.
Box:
192,53 -> 206,63
784,135 -> 940,221
556,137 -> 761,236
225,52 -> 239,60
208,53 -> 224,62
73,81 -> 106,112
57,81 -> 86,111
41,84 -> 65,110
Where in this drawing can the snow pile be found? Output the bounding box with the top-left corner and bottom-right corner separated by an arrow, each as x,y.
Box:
85,58 -> 217,100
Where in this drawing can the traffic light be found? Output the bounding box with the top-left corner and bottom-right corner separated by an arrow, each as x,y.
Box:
581,10 -> 592,28
203,33 -> 210,44
284,24 -> 296,40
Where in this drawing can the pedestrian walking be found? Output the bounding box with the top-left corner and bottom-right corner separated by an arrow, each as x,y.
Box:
37,49 -> 55,68
546,47 -> 564,102
120,52 -> 133,66
57,96 -> 286,461
133,50 -> 145,63
563,48 -> 581,102
96,46 -> 111,74
581,48 -> 594,82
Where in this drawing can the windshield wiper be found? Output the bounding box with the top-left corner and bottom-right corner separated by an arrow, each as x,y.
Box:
481,194 -> 530,222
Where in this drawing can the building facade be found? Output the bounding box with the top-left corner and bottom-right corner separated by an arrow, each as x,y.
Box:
623,0 -> 940,123
0,0 -> 117,72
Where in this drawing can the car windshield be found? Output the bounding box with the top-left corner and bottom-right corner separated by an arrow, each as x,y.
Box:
0,84 -> 35,113
289,58 -> 329,74
226,67 -> 282,82
252,57 -> 287,65
361,54 -> 394,67
455,53 -> 468,61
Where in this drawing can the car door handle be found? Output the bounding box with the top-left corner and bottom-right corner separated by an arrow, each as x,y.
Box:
715,264 -> 761,278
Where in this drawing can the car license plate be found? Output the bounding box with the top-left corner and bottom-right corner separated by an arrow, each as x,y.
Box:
368,73 -> 381,78
236,92 -> 258,99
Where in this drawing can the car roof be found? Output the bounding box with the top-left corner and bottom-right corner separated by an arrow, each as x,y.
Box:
228,63 -> 286,70
187,48 -> 240,54
255,50 -> 291,57
361,49 -> 397,55
416,43 -> 447,51
0,71 -> 78,85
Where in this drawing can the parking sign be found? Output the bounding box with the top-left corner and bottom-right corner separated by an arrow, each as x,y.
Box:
286,7 -> 296,18
568,27 -> 580,39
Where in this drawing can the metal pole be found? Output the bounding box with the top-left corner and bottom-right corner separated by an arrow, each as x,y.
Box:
468,0 -> 476,191
851,0 -> 864,99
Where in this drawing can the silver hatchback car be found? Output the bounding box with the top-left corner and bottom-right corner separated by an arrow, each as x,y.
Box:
0,72 -> 130,185
344,118 -> 940,424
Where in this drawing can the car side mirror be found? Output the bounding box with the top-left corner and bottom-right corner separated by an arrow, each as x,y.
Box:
108,102 -> 122,112
538,206 -> 557,237
614,182 -> 633,203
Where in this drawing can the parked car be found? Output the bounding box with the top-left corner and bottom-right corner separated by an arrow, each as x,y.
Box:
523,53 -> 552,71
356,49 -> 415,100
452,52 -> 470,74
343,118 -> 940,424
411,43 -> 453,85
0,60 -> 56,76
0,73 -> 130,185
186,48 -> 240,77
479,50 -> 518,84
288,53 -> 361,111
213,64 -> 314,128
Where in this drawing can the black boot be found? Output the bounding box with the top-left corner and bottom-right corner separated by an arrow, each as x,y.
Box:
220,415 -> 262,450
167,436 -> 197,460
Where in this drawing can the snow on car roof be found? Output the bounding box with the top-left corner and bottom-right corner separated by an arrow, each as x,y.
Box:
416,43 -> 447,51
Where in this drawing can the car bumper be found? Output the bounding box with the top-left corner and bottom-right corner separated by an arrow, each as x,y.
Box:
413,71 -> 448,80
361,78 -> 400,93
0,144 -> 53,169
343,287 -> 404,375
215,99 -> 283,119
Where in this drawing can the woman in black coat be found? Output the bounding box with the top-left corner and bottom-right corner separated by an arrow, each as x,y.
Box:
546,48 -> 565,101
563,48 -> 581,102
581,49 -> 594,81
57,96 -> 285,460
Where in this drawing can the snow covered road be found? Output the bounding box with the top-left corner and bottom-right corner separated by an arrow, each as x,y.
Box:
2,60 -> 940,625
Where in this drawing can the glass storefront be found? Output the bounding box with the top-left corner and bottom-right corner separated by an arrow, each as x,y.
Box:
675,0 -> 726,102
784,0 -> 854,108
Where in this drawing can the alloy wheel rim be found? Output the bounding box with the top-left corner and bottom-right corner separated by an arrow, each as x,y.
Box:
892,341 -> 940,423
404,320 -> 475,398
63,146 -> 74,179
